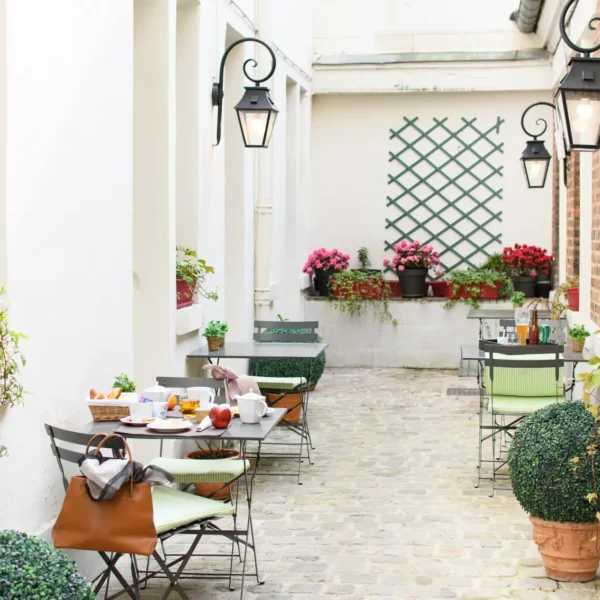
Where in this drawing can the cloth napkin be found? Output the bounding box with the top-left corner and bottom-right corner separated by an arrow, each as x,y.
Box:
202,364 -> 261,404
78,452 -> 172,502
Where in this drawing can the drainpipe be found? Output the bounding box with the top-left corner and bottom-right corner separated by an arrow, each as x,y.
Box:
510,0 -> 544,33
254,152 -> 273,321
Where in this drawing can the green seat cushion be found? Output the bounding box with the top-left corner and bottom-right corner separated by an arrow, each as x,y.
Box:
484,354 -> 564,397
149,457 -> 249,484
153,486 -> 233,534
254,376 -> 306,391
487,395 -> 565,415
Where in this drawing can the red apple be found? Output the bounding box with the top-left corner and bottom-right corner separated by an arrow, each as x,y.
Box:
209,405 -> 232,429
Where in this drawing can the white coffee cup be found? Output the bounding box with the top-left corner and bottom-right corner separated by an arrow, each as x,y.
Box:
187,387 -> 216,408
129,402 -> 153,421
237,390 -> 268,424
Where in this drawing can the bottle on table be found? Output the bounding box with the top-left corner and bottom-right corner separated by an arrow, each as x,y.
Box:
529,309 -> 540,345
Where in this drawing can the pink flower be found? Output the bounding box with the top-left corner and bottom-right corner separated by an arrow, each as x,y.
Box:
383,258 -> 390,266
530,270 -> 536,277
315,261 -> 322,268
398,265 -> 405,271
306,267 -> 313,274
400,258 -> 407,264
436,269 -> 442,276
335,264 -> 342,270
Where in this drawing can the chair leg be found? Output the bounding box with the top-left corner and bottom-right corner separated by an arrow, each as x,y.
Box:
490,416 -> 497,498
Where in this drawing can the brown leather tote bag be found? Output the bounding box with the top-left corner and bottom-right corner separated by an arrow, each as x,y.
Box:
52,434 -> 157,556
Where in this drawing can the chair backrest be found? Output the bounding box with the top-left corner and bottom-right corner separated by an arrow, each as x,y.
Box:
482,343 -> 564,398
253,320 -> 319,343
499,319 -> 515,335
45,424 -> 125,492
156,376 -> 225,391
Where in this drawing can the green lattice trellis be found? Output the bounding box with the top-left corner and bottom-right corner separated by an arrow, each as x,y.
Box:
386,116 -> 504,276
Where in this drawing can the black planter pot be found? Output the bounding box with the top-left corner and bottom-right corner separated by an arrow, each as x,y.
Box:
512,275 -> 537,298
313,273 -> 332,297
397,268 -> 427,298
535,280 -> 551,299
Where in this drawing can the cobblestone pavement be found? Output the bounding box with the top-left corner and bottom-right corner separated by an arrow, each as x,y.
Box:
113,368 -> 600,599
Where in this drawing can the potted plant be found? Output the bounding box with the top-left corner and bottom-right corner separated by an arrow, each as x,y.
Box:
356,246 -> 380,275
0,288 -> 27,409
330,270 -> 397,326
536,258 -> 554,299
569,324 -> 590,353
203,321 -> 225,351
303,248 -> 350,297
112,372 -> 137,401
501,244 -> 552,298
0,530 -> 95,598
383,240 -> 440,299
508,402 -> 600,582
184,441 -> 240,500
511,291 -> 526,309
567,277 -> 580,312
175,246 -> 218,309
209,320 -> 228,347
443,269 -> 508,308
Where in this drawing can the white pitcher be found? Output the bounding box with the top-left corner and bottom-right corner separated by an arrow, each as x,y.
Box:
237,389 -> 268,424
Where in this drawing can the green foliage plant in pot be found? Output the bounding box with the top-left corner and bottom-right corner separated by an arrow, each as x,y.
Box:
203,321 -> 226,351
382,240 -> 440,299
508,402 -> 600,582
356,246 -> 380,275
175,246 -> 218,309
443,269 -> 510,310
329,270 -> 397,326
511,291 -> 526,309
112,372 -> 136,401
249,323 -> 326,403
0,530 -> 95,599
569,324 -> 590,353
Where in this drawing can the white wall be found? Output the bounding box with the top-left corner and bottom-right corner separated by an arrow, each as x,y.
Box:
313,0 -> 541,56
310,91 -> 554,273
0,0 -> 133,533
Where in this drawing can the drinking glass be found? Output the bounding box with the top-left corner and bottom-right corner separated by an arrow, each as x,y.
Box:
507,333 -> 518,345
180,400 -> 200,416
516,324 -> 528,345
540,324 -> 551,344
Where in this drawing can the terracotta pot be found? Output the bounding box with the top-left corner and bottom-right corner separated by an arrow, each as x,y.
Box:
266,392 -> 302,423
388,280 -> 402,297
206,336 -> 221,351
571,338 -> 585,353
184,449 -> 240,501
531,516 -> 600,582
176,279 -> 194,309
568,287 -> 580,312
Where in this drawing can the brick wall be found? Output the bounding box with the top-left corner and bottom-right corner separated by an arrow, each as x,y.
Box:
566,150 -> 580,283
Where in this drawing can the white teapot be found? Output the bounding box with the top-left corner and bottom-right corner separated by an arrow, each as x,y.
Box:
237,389 -> 268,424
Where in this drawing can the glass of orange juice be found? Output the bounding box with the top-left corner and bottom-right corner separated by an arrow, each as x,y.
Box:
180,399 -> 200,416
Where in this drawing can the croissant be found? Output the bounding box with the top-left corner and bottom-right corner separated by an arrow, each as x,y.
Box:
90,388 -> 101,400
108,388 -> 122,399
96,392 -> 107,400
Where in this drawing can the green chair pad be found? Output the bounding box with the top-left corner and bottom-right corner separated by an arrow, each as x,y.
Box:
254,376 -> 306,391
487,395 -> 565,415
153,486 -> 233,534
149,457 -> 249,484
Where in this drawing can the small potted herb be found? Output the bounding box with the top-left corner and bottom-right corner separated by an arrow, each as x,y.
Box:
511,291 -> 526,309
213,320 -> 229,347
203,321 -> 225,351
112,372 -> 136,401
569,324 -> 590,353
176,246 -> 218,309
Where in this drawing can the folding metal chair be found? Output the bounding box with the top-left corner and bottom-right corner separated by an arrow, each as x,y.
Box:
249,320 -> 321,484
475,343 -> 565,496
45,424 -> 251,600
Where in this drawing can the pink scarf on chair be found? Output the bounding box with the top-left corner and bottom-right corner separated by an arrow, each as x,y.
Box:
202,364 -> 261,404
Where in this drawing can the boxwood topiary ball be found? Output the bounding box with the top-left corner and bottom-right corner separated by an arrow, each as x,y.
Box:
508,402 -> 599,523
0,530 -> 95,599
249,327 -> 326,388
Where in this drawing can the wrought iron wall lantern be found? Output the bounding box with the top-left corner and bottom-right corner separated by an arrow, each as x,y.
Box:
555,0 -> 600,152
212,37 -> 278,148
520,102 -> 556,189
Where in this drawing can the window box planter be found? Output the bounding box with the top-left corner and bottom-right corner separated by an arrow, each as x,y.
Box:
331,279 -> 387,300
446,281 -> 502,300
176,279 -> 194,309
427,280 -> 447,298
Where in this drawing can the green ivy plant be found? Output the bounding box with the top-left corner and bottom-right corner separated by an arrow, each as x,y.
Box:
569,324 -> 591,341
176,246 -> 218,302
329,270 -> 397,326
203,320 -> 228,338
0,530 -> 95,599
508,402 -> 600,523
443,269 -> 510,310
510,291 -> 525,306
357,247 -> 370,269
0,289 -> 27,409
112,372 -> 135,393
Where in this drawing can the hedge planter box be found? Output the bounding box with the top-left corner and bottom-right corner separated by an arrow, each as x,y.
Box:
447,281 -> 502,301
428,280 -> 447,298
176,279 -> 194,309
396,268 -> 427,298
184,449 -> 240,500
568,287 -> 580,312
511,275 -> 537,298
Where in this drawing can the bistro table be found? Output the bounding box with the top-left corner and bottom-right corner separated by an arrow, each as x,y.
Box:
78,408 -> 287,599
466,308 -> 560,339
187,341 -> 328,483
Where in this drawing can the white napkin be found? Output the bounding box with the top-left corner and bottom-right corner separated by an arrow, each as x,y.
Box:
197,416 -> 213,431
